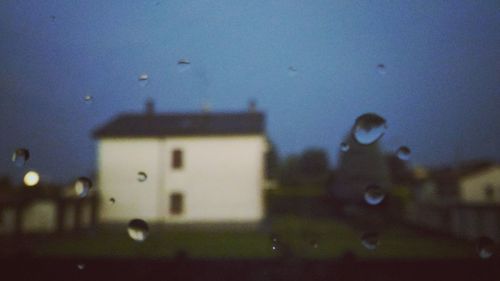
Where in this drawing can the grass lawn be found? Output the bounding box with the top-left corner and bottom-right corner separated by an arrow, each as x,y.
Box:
23,216 -> 475,259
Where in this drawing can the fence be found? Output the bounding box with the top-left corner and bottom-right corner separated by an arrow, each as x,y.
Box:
406,202 -> 500,240
0,194 -> 98,235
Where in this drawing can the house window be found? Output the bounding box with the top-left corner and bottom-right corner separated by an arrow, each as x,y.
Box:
172,149 -> 183,169
170,193 -> 183,215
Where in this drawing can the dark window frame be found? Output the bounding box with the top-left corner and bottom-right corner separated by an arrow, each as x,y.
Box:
170,193 -> 183,215
172,149 -> 183,169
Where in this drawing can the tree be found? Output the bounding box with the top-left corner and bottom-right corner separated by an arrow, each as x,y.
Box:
264,141 -> 280,180
332,133 -> 390,203
277,148 -> 330,187
298,148 -> 329,178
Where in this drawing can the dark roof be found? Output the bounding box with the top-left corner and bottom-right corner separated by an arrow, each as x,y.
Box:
93,112 -> 265,138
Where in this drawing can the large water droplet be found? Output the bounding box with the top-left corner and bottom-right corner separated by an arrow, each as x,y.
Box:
23,170 -> 40,187
376,63 -> 386,75
361,232 -> 379,250
340,142 -> 350,152
128,219 -> 149,242
476,236 -> 494,259
396,146 -> 411,161
138,73 -> 149,87
75,177 -> 92,198
352,113 -> 387,145
12,148 -> 30,167
364,184 -> 385,205
137,172 -> 147,182
288,66 -> 298,77
177,58 -> 191,72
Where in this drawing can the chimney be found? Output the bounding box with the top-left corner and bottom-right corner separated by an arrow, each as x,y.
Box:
145,98 -> 155,115
248,99 -> 257,112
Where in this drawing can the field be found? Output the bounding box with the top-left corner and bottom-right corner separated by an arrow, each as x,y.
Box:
8,215 -> 473,259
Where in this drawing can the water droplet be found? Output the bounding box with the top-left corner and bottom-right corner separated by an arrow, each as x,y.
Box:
137,172 -> 147,182
352,113 -> 387,145
270,234 -> 280,252
83,95 -> 93,103
340,142 -> 350,152
12,148 -> 30,167
396,146 -> 411,161
77,263 -> 85,270
138,73 -> 149,87
361,232 -> 379,250
75,177 -> 92,198
376,64 -> 386,74
364,184 -> 385,205
127,219 -> 149,242
288,66 -> 298,77
476,236 -> 494,259
49,15 -> 56,22
23,170 -> 40,187
177,58 -> 191,72
109,197 -> 115,204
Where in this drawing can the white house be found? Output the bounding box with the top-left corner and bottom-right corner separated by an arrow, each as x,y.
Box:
458,165 -> 500,203
93,102 -> 269,224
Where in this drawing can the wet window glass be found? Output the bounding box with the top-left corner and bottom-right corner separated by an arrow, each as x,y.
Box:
0,1 -> 499,280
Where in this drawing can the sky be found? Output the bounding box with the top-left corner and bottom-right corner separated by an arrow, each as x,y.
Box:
1,0 -> 499,184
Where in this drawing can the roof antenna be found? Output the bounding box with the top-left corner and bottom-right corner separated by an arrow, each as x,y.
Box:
145,98 -> 155,115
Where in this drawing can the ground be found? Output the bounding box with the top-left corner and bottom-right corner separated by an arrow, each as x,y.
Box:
7,215 -> 472,259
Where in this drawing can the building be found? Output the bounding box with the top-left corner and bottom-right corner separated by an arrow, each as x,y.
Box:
458,165 -> 500,203
93,101 -> 269,224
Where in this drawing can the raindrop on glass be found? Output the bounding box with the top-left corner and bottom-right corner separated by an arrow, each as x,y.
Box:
109,197 -> 115,204
270,234 -> 280,252
177,58 -> 191,72
77,263 -> 85,270
340,142 -> 350,152
364,184 -> 385,205
476,236 -> 494,259
128,219 -> 149,242
352,113 -> 387,145
288,66 -> 298,77
137,172 -> 147,182
83,95 -> 93,103
361,232 -> 379,250
12,148 -> 30,167
49,15 -> 56,22
75,177 -> 92,198
24,170 -> 40,187
376,63 -> 386,75
396,146 -> 411,161
138,73 -> 149,87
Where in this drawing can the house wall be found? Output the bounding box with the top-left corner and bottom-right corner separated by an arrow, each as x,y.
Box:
98,138 -> 163,222
459,167 -> 500,203
22,201 -> 56,233
98,135 -> 266,223
162,135 -> 266,223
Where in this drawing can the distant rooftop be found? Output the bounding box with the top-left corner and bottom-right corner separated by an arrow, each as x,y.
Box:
93,111 -> 265,138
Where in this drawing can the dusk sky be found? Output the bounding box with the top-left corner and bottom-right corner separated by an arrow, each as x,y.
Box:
1,1 -> 499,183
